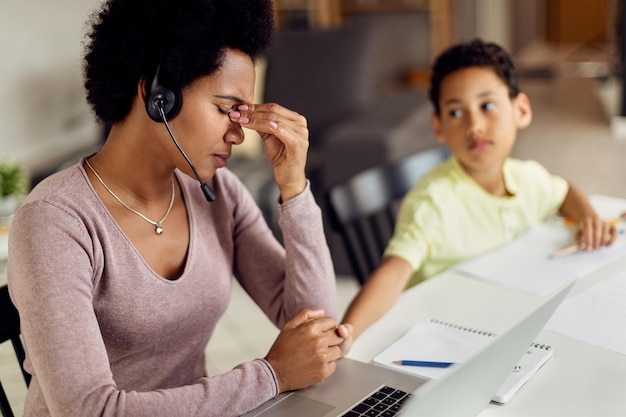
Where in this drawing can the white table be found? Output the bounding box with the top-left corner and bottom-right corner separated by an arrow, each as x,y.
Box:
348,233 -> 626,417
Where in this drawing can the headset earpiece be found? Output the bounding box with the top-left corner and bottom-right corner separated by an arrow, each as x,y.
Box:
145,62 -> 215,202
145,64 -> 182,122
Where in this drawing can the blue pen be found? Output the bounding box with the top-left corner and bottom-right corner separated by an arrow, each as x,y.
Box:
392,360 -> 455,368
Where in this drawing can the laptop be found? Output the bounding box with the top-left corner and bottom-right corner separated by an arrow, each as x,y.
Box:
242,280 -> 574,417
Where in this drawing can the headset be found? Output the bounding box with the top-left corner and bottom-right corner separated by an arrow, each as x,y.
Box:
145,64 -> 182,122
145,64 -> 216,202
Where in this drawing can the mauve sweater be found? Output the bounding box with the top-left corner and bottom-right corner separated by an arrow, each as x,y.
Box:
7,160 -> 336,417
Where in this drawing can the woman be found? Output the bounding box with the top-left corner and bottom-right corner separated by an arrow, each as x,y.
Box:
7,0 -> 343,415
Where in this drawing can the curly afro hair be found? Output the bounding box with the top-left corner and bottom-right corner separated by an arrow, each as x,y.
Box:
429,38 -> 519,116
83,0 -> 275,124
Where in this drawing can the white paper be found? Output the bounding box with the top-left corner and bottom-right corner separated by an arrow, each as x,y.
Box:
545,270 -> 626,355
373,319 -> 494,379
589,194 -> 626,219
454,222 -> 626,296
454,195 -> 626,296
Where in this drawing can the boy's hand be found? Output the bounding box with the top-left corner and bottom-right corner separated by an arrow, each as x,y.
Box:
576,217 -> 618,250
336,323 -> 354,358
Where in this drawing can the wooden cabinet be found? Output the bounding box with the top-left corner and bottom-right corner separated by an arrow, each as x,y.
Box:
546,0 -> 608,43
272,0 -> 342,29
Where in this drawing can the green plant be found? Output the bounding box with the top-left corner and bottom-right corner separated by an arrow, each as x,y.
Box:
0,161 -> 28,197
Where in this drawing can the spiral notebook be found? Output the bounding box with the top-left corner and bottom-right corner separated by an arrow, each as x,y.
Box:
373,318 -> 553,404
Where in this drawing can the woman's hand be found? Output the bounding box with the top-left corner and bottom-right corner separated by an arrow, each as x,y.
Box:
576,217 -> 618,250
265,309 -> 345,392
229,103 -> 308,202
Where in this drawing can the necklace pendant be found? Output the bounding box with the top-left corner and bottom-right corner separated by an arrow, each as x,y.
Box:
84,159 -> 175,237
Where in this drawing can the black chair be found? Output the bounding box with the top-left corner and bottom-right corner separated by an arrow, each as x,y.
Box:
0,285 -> 30,417
325,147 -> 449,285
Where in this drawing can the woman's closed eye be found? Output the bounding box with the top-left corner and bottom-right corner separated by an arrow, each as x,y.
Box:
219,103 -> 245,117
217,106 -> 231,115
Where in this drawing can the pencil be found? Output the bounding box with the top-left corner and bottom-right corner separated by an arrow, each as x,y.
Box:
563,217 -> 620,226
550,244 -> 580,259
392,360 -> 455,368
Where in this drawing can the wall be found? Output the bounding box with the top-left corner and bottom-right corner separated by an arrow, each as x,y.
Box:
450,0 -> 478,42
475,0 -> 512,50
451,0 -> 543,56
511,0 -> 542,53
449,0 -> 514,50
0,0 -> 102,178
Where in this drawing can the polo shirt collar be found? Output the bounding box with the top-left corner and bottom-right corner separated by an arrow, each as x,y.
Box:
450,156 -> 518,198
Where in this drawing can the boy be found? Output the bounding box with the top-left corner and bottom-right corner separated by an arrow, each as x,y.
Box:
337,39 -> 617,353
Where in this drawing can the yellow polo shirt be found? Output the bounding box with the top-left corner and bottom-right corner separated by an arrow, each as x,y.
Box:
384,156 -> 569,287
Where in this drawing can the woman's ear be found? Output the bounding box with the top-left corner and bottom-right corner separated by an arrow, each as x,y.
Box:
138,78 -> 148,102
431,112 -> 446,144
514,92 -> 532,129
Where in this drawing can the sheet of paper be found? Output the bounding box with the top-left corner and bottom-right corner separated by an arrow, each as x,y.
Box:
545,270 -> 626,355
589,194 -> 626,219
452,195 -> 626,296
453,222 -> 626,296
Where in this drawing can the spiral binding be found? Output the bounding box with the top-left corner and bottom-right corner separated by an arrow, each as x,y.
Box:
429,318 -> 553,350
529,342 -> 552,350
429,318 -> 496,337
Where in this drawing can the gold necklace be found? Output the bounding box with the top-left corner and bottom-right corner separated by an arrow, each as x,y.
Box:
84,159 -> 175,235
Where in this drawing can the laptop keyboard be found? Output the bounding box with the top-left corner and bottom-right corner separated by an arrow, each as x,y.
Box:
340,385 -> 412,416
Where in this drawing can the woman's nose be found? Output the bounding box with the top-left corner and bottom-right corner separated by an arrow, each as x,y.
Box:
225,123 -> 245,145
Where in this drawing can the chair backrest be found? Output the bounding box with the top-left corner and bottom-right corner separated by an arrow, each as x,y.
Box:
0,285 -> 30,417
325,147 -> 448,285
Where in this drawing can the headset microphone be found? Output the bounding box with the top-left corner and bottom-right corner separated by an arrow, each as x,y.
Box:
156,103 -> 216,202
147,65 -> 216,203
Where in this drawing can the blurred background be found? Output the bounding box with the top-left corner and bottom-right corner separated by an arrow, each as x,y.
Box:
0,0 -> 622,184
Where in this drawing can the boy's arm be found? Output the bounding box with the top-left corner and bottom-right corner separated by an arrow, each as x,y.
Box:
558,183 -> 597,220
558,184 -> 617,249
337,256 -> 413,356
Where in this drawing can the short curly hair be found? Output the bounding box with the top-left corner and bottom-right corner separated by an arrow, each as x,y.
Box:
83,0 -> 275,124
429,38 -> 519,116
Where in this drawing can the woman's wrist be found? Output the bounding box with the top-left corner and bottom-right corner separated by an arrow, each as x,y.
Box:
278,178 -> 307,203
